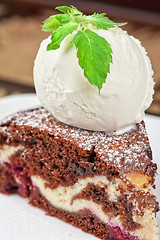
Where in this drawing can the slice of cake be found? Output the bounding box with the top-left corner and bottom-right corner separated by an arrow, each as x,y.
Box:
0,107 -> 159,240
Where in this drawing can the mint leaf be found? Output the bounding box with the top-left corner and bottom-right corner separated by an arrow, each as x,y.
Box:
47,22 -> 78,50
42,14 -> 72,31
55,14 -> 72,24
55,6 -> 70,14
42,15 -> 60,31
72,29 -> 112,91
56,6 -> 81,16
86,13 -> 126,30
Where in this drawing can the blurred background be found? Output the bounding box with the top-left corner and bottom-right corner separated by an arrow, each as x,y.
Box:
0,0 -> 160,115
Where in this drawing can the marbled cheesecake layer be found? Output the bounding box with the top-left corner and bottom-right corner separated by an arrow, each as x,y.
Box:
31,175 -> 159,240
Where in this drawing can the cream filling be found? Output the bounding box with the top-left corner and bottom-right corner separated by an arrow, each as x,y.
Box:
133,209 -> 159,240
0,145 -> 24,164
31,175 -> 159,240
32,175 -> 121,208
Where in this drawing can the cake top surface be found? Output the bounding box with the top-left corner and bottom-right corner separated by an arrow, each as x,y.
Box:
0,107 -> 155,177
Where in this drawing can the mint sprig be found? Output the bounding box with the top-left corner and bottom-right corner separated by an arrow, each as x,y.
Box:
72,29 -> 112,90
47,22 -> 78,50
42,6 -> 126,91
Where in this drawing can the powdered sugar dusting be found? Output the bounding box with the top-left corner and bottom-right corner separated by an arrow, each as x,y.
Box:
95,121 -> 151,173
0,107 -> 152,174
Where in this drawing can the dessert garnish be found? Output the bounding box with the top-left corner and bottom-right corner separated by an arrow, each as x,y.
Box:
42,5 -> 126,91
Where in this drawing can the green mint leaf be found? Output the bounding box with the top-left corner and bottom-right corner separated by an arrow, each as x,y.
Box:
47,22 -> 78,50
86,13 -> 126,30
56,6 -> 81,16
42,14 -> 72,32
72,29 -> 112,91
55,6 -> 70,13
55,14 -> 72,24
42,15 -> 60,31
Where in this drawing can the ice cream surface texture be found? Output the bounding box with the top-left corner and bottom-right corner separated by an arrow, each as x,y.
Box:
34,26 -> 154,133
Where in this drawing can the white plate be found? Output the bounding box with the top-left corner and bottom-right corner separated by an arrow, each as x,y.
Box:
0,94 -> 159,240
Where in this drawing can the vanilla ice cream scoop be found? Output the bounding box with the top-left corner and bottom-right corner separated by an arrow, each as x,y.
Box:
34,27 -> 154,133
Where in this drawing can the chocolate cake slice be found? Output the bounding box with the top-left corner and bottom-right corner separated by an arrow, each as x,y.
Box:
0,107 -> 159,240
